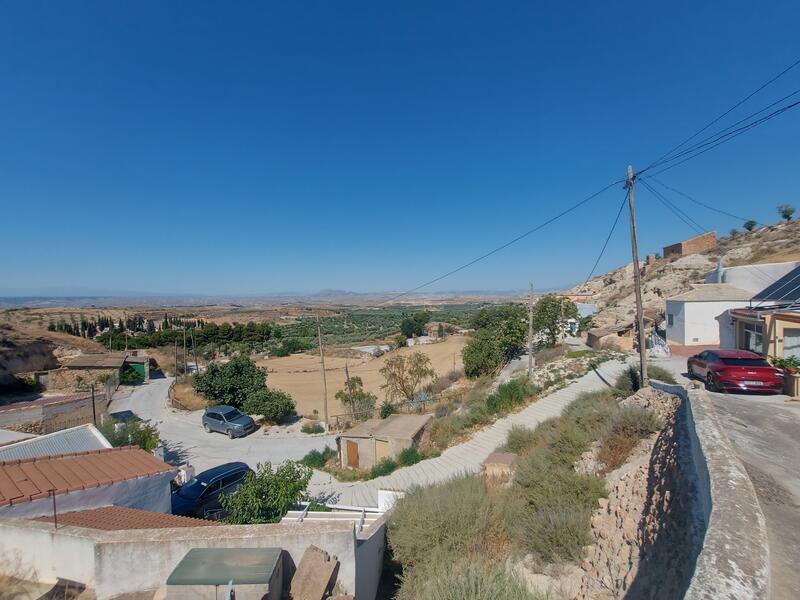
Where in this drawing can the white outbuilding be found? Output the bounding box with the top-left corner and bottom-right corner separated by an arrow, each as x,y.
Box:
665,283 -> 753,346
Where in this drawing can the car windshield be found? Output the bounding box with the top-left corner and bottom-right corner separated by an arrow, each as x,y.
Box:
177,477 -> 208,499
720,357 -> 771,367
220,408 -> 243,420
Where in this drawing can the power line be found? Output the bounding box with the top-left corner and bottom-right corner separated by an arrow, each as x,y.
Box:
644,56 -> 800,171
382,179 -> 625,303
640,179 -> 706,234
579,191 -> 628,289
641,98 -> 800,177
648,177 -> 765,226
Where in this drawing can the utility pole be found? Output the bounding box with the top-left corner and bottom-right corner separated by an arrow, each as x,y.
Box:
316,315 -> 329,428
344,361 -> 354,418
627,165 -> 648,387
527,282 -> 535,378
174,340 -> 178,378
183,327 -> 187,376
190,328 -> 199,375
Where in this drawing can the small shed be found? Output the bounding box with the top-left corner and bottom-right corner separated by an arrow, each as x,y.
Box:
166,547 -> 283,600
587,323 -> 636,351
338,414 -> 432,470
665,283 -> 752,346
124,355 -> 152,380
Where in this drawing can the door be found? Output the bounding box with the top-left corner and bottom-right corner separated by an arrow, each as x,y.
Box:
375,439 -> 390,462
785,329 -> 800,359
346,440 -> 359,469
207,413 -> 223,432
197,480 -> 223,516
691,351 -> 710,377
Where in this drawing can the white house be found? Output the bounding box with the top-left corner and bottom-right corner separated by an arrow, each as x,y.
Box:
665,284 -> 753,346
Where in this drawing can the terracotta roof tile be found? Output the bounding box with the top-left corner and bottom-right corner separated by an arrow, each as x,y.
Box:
0,447 -> 174,507
33,506 -> 219,531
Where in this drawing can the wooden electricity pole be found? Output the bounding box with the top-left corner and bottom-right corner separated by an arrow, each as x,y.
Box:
190,328 -> 199,375
627,165 -> 648,387
182,327 -> 187,374
527,282 -> 535,378
174,340 -> 178,377
316,316 -> 329,428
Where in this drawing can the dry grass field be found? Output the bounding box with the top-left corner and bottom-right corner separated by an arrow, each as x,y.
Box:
258,335 -> 468,417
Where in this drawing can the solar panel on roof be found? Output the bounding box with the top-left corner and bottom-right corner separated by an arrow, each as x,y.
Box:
753,265 -> 800,302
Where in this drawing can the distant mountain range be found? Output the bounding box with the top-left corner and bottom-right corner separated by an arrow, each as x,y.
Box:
0,288 -> 553,309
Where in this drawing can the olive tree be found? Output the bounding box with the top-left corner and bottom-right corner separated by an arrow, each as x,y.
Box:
380,352 -> 436,403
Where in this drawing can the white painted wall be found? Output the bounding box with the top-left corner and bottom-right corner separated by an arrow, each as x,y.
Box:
0,516 -> 382,600
666,301 -> 750,345
716,310 -> 737,349
0,471 -> 175,520
705,260 -> 800,294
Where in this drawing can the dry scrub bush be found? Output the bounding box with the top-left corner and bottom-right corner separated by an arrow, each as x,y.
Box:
420,561 -> 545,600
597,406 -> 661,473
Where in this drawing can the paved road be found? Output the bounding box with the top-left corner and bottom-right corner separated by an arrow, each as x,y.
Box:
109,377 -> 335,473
655,357 -> 800,599
311,359 -> 631,507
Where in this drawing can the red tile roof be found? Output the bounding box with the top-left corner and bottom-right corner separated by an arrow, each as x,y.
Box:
0,447 -> 174,507
33,505 -> 218,530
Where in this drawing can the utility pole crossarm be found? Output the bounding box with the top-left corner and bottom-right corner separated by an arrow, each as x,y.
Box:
627,165 -> 649,387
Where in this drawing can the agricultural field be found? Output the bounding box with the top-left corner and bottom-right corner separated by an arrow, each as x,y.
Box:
259,335 -> 469,418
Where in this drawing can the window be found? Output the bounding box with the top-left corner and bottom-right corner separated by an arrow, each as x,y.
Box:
200,480 -> 222,498
206,413 -> 222,422
221,471 -> 246,488
720,357 -> 770,367
741,323 -> 764,355
220,408 -> 243,421
667,314 -> 674,327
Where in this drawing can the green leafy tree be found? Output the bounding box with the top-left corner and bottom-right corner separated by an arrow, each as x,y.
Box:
778,204 -> 795,221
220,461 -> 311,524
532,296 -> 578,347
380,351 -> 436,402
335,375 -> 377,419
242,388 -> 295,423
193,356 -> 268,408
119,364 -> 143,385
99,418 -> 160,452
437,323 -> 445,338
462,329 -> 502,377
743,219 -> 757,232
400,311 -> 432,338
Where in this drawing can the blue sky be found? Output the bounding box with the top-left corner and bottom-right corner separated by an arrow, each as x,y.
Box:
2,1 -> 799,296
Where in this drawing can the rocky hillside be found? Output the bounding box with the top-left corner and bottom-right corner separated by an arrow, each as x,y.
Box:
571,218 -> 800,328
0,321 -> 104,386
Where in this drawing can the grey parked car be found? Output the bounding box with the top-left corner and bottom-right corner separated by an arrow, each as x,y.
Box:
202,405 -> 257,438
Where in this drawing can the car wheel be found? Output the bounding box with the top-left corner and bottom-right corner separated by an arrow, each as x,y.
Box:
706,373 -> 718,392
203,423 -> 211,433
227,429 -> 235,439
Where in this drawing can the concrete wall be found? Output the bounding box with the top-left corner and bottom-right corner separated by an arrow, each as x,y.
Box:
652,383 -> 769,599
666,300 -> 749,345
355,518 -> 385,600
0,471 -> 175,520
0,517 -> 380,600
0,392 -> 108,435
705,260 -> 799,294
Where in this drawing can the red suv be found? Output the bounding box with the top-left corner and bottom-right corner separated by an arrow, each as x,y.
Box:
687,349 -> 784,393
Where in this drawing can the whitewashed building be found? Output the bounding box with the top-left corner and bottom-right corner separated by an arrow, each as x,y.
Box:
665,284 -> 753,346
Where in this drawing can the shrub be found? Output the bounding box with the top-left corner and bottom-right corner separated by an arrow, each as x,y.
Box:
615,365 -> 676,393
370,457 -> 398,478
301,422 -> 325,434
508,504 -> 593,563
300,446 -> 336,469
462,329 -> 503,378
486,378 -> 533,415
221,461 -> 311,524
406,561 -> 544,600
597,407 -> 661,472
242,388 -> 295,423
98,417 -> 160,452
397,447 -> 423,466
501,425 -> 537,454
379,400 -> 396,419
388,475 -> 490,570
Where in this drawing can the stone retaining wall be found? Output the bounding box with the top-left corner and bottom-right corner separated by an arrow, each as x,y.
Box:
575,383 -> 770,599
577,387 -> 704,599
